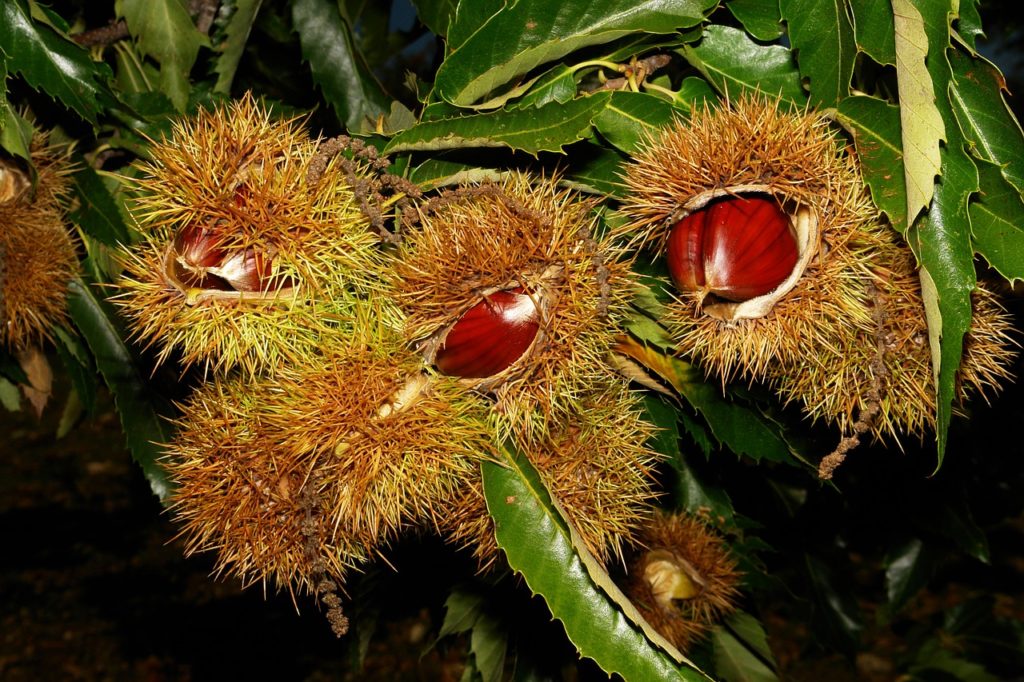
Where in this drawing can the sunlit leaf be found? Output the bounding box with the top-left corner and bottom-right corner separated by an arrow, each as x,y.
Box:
679,25 -> 806,105
948,49 -> 1024,194
726,0 -> 783,41
385,93 -> 612,155
906,0 -> 979,468
482,448 -> 708,680
0,0 -> 114,124
780,0 -> 855,107
892,0 -> 945,230
436,0 -> 715,106
847,0 -> 895,65
118,0 -> 207,111
408,157 -> 504,190
955,0 -> 984,51
593,91 -> 675,153
970,160 -> 1024,283
835,95 -> 907,232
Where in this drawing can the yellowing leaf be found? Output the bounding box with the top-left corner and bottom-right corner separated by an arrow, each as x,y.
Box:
16,346 -> 52,417
892,0 -> 945,227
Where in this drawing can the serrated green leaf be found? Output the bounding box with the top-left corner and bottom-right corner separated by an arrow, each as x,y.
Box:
955,0 -> 984,51
436,0 -> 716,106
847,0 -> 895,65
439,587 -> 485,639
614,338 -> 796,466
893,0 -> 945,229
118,0 -> 206,111
67,278 -> 173,501
711,612 -> 779,682
803,554 -> 863,655
593,91 -> 676,153
948,49 -> 1024,194
481,449 -> 708,680
410,0 -> 458,37
726,0 -> 783,41
292,0 -> 390,132
680,25 -> 807,105
643,395 -> 735,525
408,158 -> 504,190
885,537 -> 939,614
213,0 -> 262,94
913,167 -> 976,470
71,165 -> 131,246
780,0 -> 855,107
906,0 -> 979,467
0,0 -> 113,124
385,93 -> 611,155
0,103 -> 35,163
970,160 -> 1024,282
471,612 -> 507,682
513,65 -> 579,109
836,95 -> 907,232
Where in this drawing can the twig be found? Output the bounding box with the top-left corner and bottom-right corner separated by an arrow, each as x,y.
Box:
819,283 -> 890,479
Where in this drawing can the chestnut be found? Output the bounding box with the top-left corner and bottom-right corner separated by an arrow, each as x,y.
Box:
667,196 -> 798,302
435,288 -> 540,379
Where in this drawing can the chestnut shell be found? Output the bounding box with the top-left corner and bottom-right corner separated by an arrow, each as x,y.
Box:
666,196 -> 798,302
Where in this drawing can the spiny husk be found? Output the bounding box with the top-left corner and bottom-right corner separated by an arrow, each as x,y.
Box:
623,95 -> 880,377
255,346 -> 498,548
114,93 -> 394,376
0,141 -> 77,350
439,381 -> 662,571
625,512 -> 742,652
776,236 -> 1017,437
394,172 -> 635,440
166,376 -> 369,597
621,96 -> 1017,439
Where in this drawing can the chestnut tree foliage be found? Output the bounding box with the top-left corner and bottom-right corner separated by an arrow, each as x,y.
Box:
2,0 -> 1024,679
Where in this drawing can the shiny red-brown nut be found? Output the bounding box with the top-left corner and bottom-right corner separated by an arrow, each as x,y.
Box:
666,196 -> 798,302
435,289 -> 540,379
175,224 -> 225,269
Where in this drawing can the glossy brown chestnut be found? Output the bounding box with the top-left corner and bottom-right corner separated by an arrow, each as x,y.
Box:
435,288 -> 540,379
175,224 -> 225,270
173,224 -> 280,292
667,196 -> 798,302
